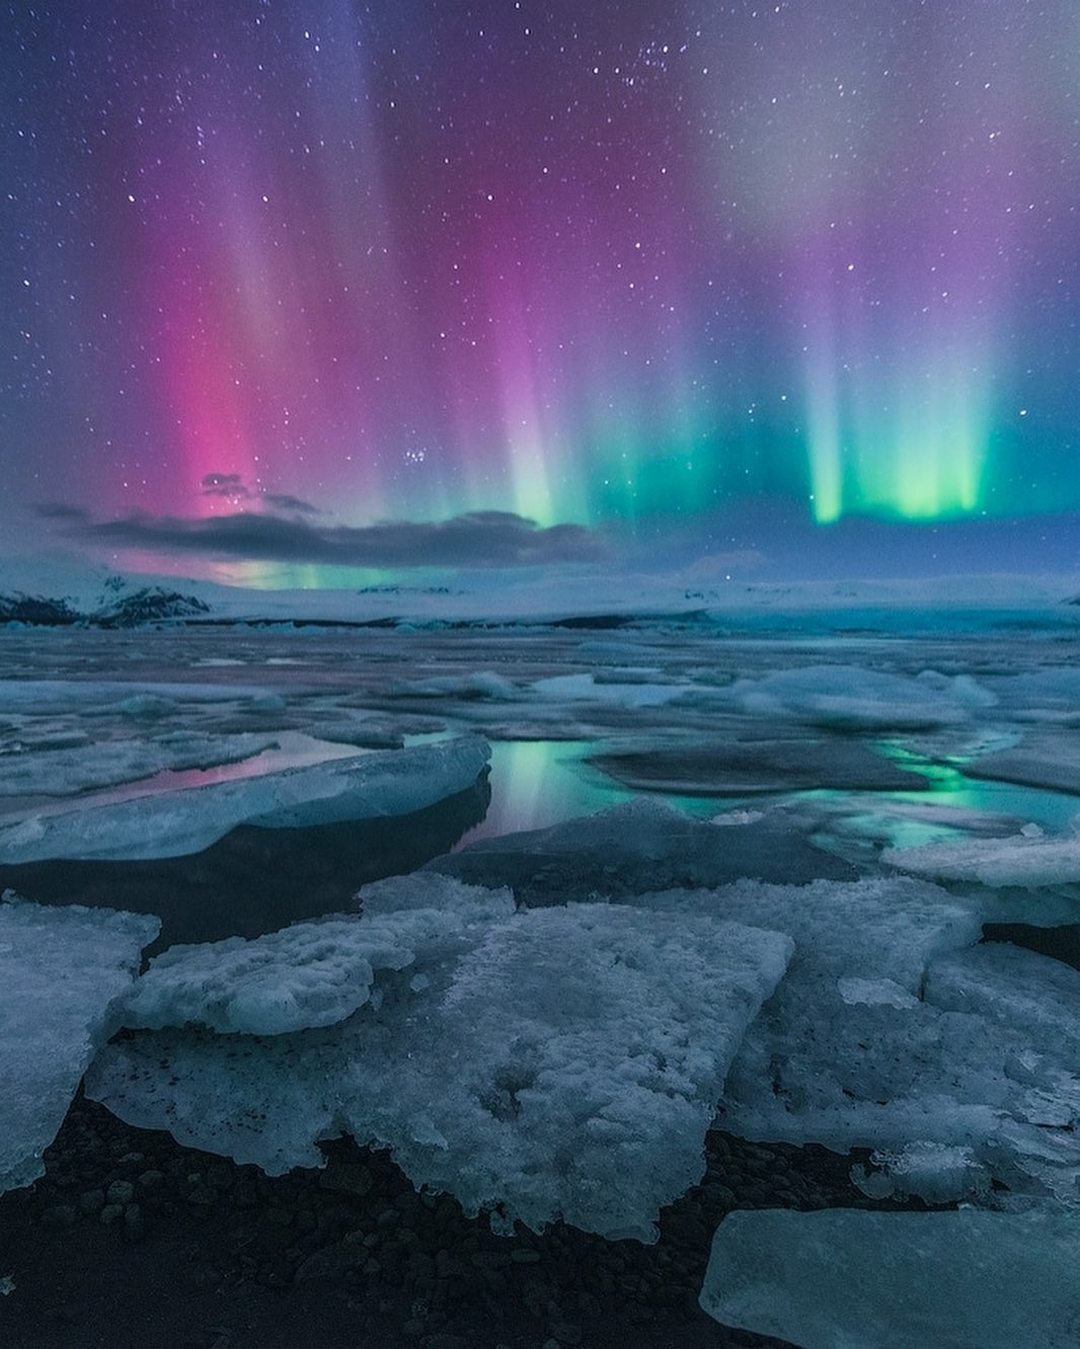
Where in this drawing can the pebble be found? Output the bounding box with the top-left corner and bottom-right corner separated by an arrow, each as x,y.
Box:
79,1188 -> 105,1215
42,1204 -> 77,1227
105,1180 -> 135,1206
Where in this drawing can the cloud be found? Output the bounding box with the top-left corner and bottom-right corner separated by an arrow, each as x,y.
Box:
262,492 -> 322,516
201,472 -> 251,499
45,506 -> 607,569
34,502 -> 89,521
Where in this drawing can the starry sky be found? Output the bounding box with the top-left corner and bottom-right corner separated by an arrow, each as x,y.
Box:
2,0 -> 1078,584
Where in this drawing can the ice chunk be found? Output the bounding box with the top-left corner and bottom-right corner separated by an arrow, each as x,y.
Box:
89,896 -> 792,1240
0,737 -> 490,862
531,672 -> 687,707
428,798 -> 856,901
0,894 -> 159,1193
124,885 -> 511,1034
670,880 -> 1080,1203
728,665 -> 976,729
588,735 -> 928,795
886,829 -> 1080,889
965,737 -> 1080,795
852,1141 -> 991,1204
699,1208 -> 1080,1349
925,941 -> 1080,1061
0,731 -> 275,798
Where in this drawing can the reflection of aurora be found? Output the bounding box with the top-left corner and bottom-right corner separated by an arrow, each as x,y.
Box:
463,739 -> 1080,855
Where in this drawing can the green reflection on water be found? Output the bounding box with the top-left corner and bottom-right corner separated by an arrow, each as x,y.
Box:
449,736 -> 1079,852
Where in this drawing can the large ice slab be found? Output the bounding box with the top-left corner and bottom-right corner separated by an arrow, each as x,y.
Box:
699,1208 -> 1080,1349
428,798 -> 856,901
0,737 -> 490,862
886,828 -> 1080,889
125,879 -> 515,1034
0,894 -> 160,1193
88,883 -> 792,1240
633,879 -> 1080,1203
0,731 -> 276,799
926,941 -> 1080,1060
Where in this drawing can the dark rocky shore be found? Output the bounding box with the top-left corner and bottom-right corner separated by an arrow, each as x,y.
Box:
0,1094 -> 921,1349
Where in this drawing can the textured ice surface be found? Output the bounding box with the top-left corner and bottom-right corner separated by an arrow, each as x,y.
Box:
852,1141 -> 992,1204
727,665 -> 982,729
428,798 -> 856,901
699,1208 -> 1080,1349
0,732 -> 275,798
0,894 -> 160,1193
926,941 -> 1080,1059
124,889 -> 507,1034
88,886 -> 791,1239
634,879 -> 1080,1203
886,829 -> 1080,888
0,737 -> 490,862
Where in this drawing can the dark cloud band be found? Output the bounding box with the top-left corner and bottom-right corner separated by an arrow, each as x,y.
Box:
38,505 -> 606,569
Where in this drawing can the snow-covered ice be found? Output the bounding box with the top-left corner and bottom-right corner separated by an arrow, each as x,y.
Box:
0,894 -> 159,1194
87,877 -> 792,1240
886,828 -> 1080,889
699,1208 -> 1080,1349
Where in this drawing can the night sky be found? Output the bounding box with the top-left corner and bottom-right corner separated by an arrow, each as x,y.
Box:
2,1 -> 1078,583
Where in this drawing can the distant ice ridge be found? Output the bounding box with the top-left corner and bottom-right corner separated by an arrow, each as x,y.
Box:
87,874 -> 792,1241
699,1208 -> 1080,1349
0,736 -> 490,862
0,893 -> 159,1194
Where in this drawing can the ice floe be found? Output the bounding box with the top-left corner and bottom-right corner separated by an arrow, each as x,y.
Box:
87,877 -> 792,1240
0,894 -> 159,1194
699,1207 -> 1080,1349
886,827 -> 1080,889
0,737 -> 490,862
428,797 -> 856,901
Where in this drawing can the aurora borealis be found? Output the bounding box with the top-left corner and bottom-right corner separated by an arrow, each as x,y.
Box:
2,0 -> 1078,580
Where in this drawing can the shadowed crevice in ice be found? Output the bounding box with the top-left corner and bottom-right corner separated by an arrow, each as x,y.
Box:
425,798 -> 857,902
0,895 -> 159,1194
587,735 -> 930,795
699,1208 -> 1080,1349
983,923 -> 1080,971
0,777 -> 490,956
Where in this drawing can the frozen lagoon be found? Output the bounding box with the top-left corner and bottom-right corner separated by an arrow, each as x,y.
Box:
1,613 -> 1079,1345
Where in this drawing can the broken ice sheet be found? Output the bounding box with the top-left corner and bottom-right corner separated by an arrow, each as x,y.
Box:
0,736 -> 490,862
635,878 -> 1080,1204
724,664 -> 984,730
124,878 -> 516,1034
886,826 -> 1080,890
699,1208 -> 1080,1349
88,884 -> 792,1240
0,893 -> 159,1194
